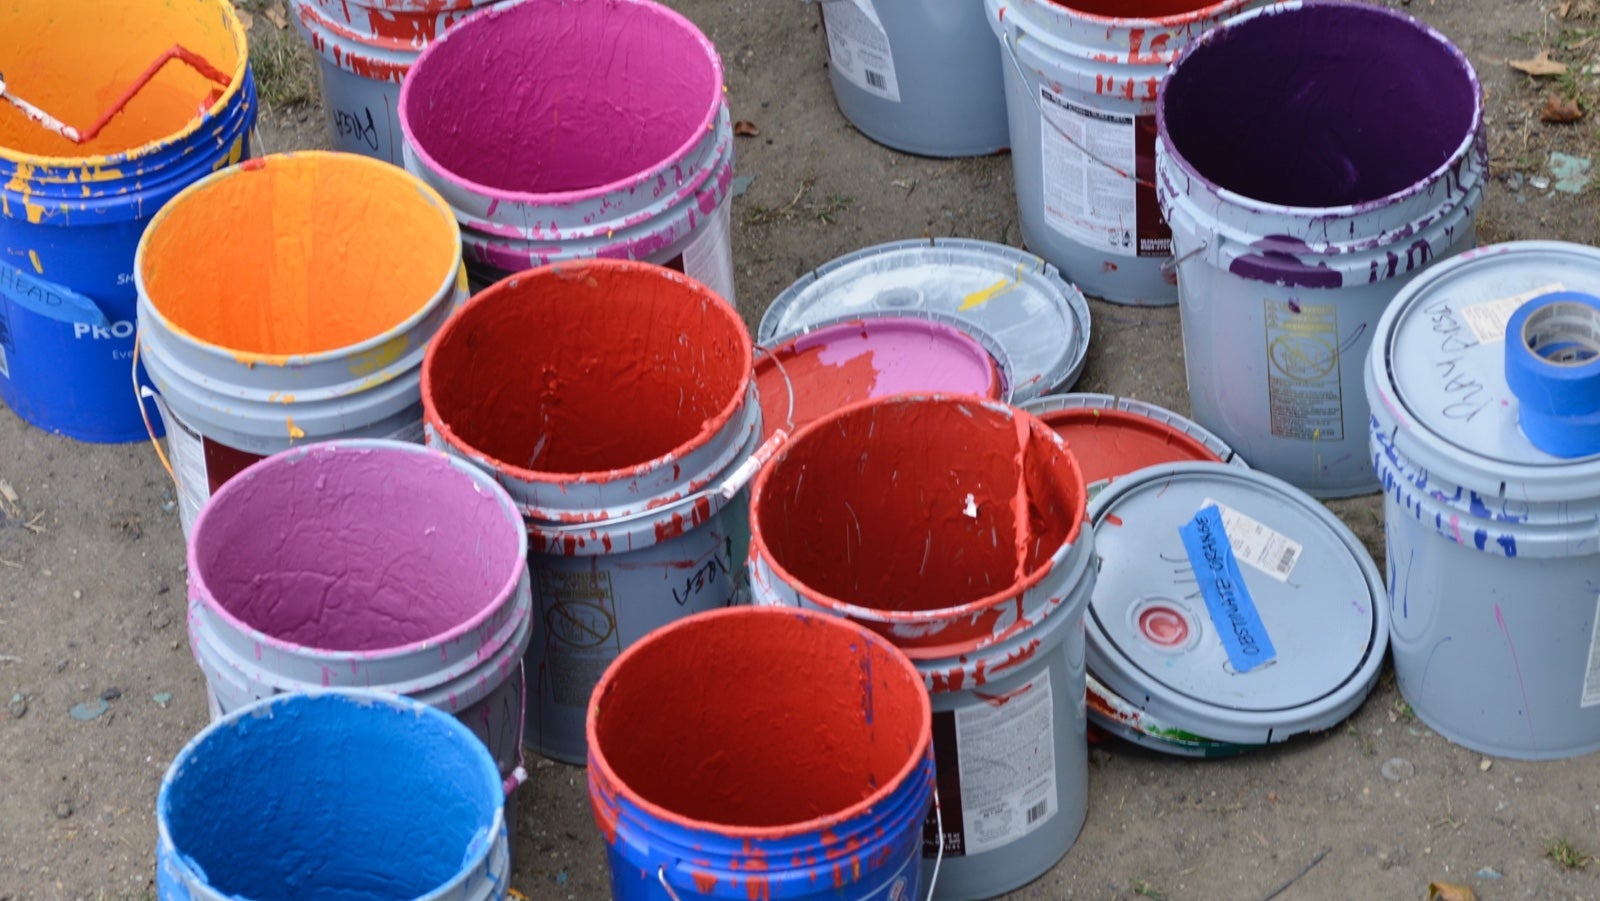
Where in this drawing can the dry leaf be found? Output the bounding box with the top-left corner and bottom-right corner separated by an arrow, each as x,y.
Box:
733,120 -> 760,137
1561,0 -> 1573,17
1542,95 -> 1584,123
266,0 -> 289,29
1428,883 -> 1476,901
1511,50 -> 1568,77
0,480 -> 17,515
234,5 -> 254,29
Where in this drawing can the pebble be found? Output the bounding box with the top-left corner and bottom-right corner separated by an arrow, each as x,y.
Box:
54,801 -> 73,819
1476,867 -> 1502,880
100,687 -> 122,702
153,692 -> 173,707
7,693 -> 25,720
1381,756 -> 1416,782
69,699 -> 109,721
1479,757 -> 1493,772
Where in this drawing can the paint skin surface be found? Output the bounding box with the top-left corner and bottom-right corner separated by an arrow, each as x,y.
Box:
1049,0 -> 1227,18
756,319 -> 1001,440
593,608 -> 927,828
402,0 -> 717,194
1162,3 -> 1476,207
141,153 -> 459,355
1038,408 -> 1219,485
425,262 -> 750,475
192,446 -> 522,651
0,0 -> 242,157
757,398 -> 1081,613
162,695 -> 499,900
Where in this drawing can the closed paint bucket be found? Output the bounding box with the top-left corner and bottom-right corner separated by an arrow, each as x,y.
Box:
1087,462 -> 1388,757
815,0 -> 1008,157
399,0 -> 737,302
986,0 -> 1266,306
588,606 -> 935,900
292,0 -> 507,166
1366,241 -> 1600,760
422,260 -> 760,765
136,151 -> 466,540
760,238 -> 1090,402
185,441 -> 532,831
0,0 -> 255,442
750,394 -> 1094,899
157,690 -> 509,900
1157,0 -> 1486,497
757,313 -> 1009,441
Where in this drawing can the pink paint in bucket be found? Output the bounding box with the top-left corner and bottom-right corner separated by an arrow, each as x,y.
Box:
398,0 -> 737,303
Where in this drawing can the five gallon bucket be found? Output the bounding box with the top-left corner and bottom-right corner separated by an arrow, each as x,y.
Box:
987,0 -> 1265,305
588,606 -> 936,900
0,0 -> 255,442
292,0 -> 507,166
136,151 -> 466,539
399,0 -> 737,301
815,0 -> 1008,157
1158,0 -> 1486,496
422,259 -> 761,765
1367,241 -> 1600,760
157,690 -> 510,900
750,394 -> 1094,899
185,441 -> 532,825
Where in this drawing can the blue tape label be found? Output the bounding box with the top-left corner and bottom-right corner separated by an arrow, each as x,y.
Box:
1179,505 -> 1277,673
0,259 -> 109,327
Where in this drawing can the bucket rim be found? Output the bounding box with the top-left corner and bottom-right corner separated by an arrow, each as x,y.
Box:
135,150 -> 464,367
749,393 -> 1088,629
585,605 -> 934,840
1016,0 -> 1267,30
397,0 -> 727,209
421,258 -> 756,489
0,0 -> 251,171
1155,0 -> 1484,218
186,439 -> 532,659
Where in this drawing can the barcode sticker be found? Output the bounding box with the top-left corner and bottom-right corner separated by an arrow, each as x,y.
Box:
865,69 -> 887,90
1201,498 -> 1303,582
1460,282 -> 1565,345
1582,595 -> 1600,709
1026,800 -> 1049,824
821,0 -> 902,102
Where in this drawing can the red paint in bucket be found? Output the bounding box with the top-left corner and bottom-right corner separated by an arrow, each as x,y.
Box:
1034,407 -> 1220,486
1049,0 -> 1245,21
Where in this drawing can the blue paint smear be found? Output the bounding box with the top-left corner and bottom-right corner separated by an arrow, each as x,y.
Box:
1474,529 -> 1489,551
1179,506 -> 1277,674
1497,534 -> 1518,557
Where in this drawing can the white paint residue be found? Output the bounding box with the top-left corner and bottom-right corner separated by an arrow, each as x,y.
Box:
1460,282 -> 1566,345
963,493 -> 978,518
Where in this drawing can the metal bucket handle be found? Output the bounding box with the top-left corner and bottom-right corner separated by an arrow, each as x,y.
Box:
132,331 -> 180,489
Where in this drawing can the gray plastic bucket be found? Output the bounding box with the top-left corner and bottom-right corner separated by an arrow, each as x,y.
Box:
986,0 -> 1269,305
1157,0 -> 1486,497
810,0 -> 1009,157
749,394 -> 1095,899
1366,241 -> 1600,760
135,152 -> 467,540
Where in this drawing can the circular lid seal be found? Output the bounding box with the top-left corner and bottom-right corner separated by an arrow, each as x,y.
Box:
1086,462 -> 1387,748
758,238 -> 1090,401
1022,393 -> 1245,498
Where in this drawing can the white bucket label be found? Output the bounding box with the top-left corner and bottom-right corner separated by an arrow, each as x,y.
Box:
822,0 -> 902,102
1038,92 -> 1168,259
1583,595 -> 1600,709
0,345 -> 9,380
681,198 -> 737,306
1202,497 -> 1303,582
1460,282 -> 1566,345
1264,299 -> 1344,442
0,305 -> 12,379
536,569 -> 624,708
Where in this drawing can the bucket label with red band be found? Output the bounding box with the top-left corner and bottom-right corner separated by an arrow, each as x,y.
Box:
1038,95 -> 1169,259
1583,595 -> 1600,709
1264,298 -> 1344,442
923,669 -> 1057,858
666,200 -> 737,306
822,0 -> 902,102
1179,505 -> 1276,674
536,569 -> 624,708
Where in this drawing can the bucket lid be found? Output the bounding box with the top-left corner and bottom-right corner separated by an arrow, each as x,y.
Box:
1086,462 -> 1387,749
1020,393 -> 1245,495
758,238 -> 1090,401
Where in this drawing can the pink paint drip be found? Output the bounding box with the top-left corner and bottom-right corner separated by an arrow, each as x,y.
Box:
1493,603 -> 1538,752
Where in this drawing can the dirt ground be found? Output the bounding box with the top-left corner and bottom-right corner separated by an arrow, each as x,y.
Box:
4,0 -> 1600,898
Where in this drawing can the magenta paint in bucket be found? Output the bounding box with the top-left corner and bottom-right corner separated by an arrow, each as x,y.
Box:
185,440 -> 533,828
398,0 -> 737,303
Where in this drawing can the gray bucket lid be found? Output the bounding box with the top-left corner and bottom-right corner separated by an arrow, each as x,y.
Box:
1086,462 -> 1388,749
758,238 -> 1091,401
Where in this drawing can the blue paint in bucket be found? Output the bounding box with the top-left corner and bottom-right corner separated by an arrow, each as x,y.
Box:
156,690 -> 509,900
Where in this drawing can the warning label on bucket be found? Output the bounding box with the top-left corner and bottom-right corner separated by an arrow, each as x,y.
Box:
1039,93 -> 1169,258
821,0 -> 901,102
1264,299 -> 1344,442
538,569 -> 623,708
1582,595 -> 1600,709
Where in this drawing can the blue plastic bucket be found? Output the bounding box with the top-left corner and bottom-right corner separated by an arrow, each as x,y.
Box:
587,606 -> 935,900
156,690 -> 510,900
0,0 -> 256,442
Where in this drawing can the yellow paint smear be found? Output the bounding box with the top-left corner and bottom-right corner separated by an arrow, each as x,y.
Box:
959,270 -> 1023,311
27,250 -> 42,274
141,153 -> 459,356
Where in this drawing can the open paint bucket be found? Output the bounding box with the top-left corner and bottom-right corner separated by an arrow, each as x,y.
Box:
157,691 -> 510,900
588,606 -> 935,900
985,0 -> 1267,305
1158,0 -> 1486,497
399,0 -> 736,301
1086,462 -> 1388,756
186,440 -> 532,828
423,260 -> 762,765
750,394 -> 1094,899
136,151 -> 466,539
0,0 -> 255,442
1367,241 -> 1600,760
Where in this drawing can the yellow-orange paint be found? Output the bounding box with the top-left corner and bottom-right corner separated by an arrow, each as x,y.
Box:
27,250 -> 42,274
140,152 -> 460,356
286,417 -> 305,439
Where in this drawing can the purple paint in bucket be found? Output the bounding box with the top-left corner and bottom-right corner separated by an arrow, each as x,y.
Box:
398,0 -> 737,303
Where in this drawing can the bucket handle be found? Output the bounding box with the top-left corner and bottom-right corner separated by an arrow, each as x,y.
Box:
1160,241 -> 1206,273
504,662 -> 529,798
997,31 -> 1157,191
131,331 -> 179,488
753,342 -> 797,435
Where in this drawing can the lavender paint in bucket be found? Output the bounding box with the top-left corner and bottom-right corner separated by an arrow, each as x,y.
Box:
1157,0 -> 1486,497
398,0 -> 737,302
